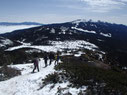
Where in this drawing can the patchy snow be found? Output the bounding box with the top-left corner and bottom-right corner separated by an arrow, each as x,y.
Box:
56,38 -> 60,40
50,28 -> 55,33
122,67 -> 127,70
36,36 -> 48,41
61,52 -> 73,56
90,24 -> 97,28
1,39 -> 13,45
37,27 -> 43,31
59,26 -> 69,34
60,26 -> 69,32
58,31 -> 66,34
69,32 -> 72,35
97,39 -> 104,42
71,27 -> 96,34
17,40 -> 31,46
39,82 -> 86,95
74,51 -> 85,57
0,59 -> 86,95
100,32 -> 112,37
97,53 -> 103,61
0,25 -> 40,34
6,40 -> 98,52
25,49 -> 42,54
0,39 -> 13,47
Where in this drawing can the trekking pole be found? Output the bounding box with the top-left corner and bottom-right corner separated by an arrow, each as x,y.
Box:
39,58 -> 41,69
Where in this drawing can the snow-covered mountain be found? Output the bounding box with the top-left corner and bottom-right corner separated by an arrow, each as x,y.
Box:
0,19 -> 126,67
1,19 -> 127,51
0,19 -> 127,66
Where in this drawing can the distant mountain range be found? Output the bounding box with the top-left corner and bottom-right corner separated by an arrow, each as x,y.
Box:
0,22 -> 43,26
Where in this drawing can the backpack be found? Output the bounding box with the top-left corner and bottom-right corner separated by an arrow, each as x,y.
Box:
33,59 -> 38,64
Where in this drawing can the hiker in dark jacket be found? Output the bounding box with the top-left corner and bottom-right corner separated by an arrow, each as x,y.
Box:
49,52 -> 55,65
32,56 -> 39,73
44,52 -> 48,67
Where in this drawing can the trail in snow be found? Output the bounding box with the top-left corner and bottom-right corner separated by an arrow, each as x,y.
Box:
0,58 -> 86,95
0,59 -> 55,95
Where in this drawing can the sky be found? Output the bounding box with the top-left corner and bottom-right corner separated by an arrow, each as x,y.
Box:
0,0 -> 127,25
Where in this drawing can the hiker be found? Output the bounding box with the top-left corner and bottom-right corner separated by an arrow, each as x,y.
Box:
54,52 -> 60,65
43,52 -> 48,67
49,52 -> 55,65
32,55 -> 39,73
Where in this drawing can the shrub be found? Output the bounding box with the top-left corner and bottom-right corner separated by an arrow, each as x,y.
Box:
42,72 -> 60,84
55,56 -> 127,95
0,66 -> 21,81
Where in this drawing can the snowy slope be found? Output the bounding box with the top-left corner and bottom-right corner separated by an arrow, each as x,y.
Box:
0,59 -> 86,95
6,40 -> 98,52
71,27 -> 96,34
0,38 -> 13,47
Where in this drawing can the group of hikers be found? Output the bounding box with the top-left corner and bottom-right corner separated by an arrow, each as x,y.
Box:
32,52 -> 60,73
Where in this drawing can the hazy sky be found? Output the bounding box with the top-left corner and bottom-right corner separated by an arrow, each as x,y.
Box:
0,0 -> 127,25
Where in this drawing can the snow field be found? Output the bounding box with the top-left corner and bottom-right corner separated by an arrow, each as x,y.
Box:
6,40 -> 98,52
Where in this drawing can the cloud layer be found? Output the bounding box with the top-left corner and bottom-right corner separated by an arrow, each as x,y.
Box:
80,0 -> 127,12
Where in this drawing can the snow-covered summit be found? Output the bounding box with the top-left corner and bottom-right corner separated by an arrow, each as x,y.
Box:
71,19 -> 87,24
